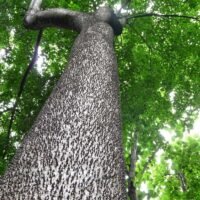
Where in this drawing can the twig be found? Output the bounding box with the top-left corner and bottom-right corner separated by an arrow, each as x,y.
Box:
138,144 -> 163,183
141,148 -> 158,176
132,27 -> 153,50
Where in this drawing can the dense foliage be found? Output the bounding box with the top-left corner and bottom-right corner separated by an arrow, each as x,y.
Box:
145,136 -> 200,199
0,0 -> 199,199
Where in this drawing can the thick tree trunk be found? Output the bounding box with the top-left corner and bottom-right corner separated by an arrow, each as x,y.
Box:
0,6 -> 126,199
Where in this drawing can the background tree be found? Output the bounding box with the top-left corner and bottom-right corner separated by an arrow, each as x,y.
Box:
0,0 -> 200,199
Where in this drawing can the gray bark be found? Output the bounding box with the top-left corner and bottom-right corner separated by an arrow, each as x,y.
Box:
0,2 -> 126,200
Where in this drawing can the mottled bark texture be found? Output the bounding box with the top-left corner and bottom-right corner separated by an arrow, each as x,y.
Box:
0,4 -> 126,199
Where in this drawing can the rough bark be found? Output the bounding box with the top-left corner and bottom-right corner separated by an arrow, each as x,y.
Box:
0,3 -> 126,200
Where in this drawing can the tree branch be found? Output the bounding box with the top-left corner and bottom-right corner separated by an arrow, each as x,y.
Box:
3,30 -> 43,159
177,171 -> 187,192
119,13 -> 200,22
24,6 -> 90,32
165,171 -> 187,192
138,144 -> 162,182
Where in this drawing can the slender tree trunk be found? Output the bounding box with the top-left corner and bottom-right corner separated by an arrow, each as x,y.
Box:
128,131 -> 138,200
0,5 -> 126,200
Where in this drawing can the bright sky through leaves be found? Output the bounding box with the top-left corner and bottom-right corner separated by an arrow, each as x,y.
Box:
0,0 -> 200,198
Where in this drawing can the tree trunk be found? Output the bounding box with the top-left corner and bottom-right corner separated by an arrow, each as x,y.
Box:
128,131 -> 138,200
0,6 -> 126,200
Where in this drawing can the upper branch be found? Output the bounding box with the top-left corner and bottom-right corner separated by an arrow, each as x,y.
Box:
25,1 -> 122,35
119,12 -> 200,22
24,8 -> 90,32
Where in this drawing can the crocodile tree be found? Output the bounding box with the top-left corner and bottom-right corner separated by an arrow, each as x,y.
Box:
0,0 -> 126,199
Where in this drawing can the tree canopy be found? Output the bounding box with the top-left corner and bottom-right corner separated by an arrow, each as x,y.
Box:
0,0 -> 200,199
